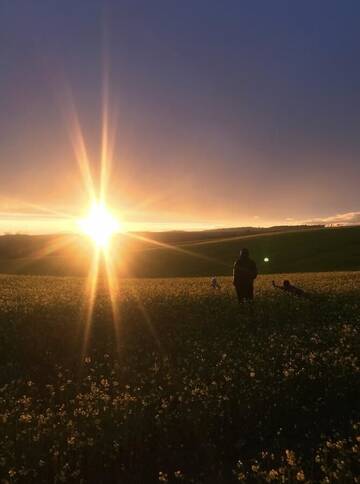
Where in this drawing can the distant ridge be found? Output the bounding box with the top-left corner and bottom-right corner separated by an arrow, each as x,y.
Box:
0,225 -> 325,258
1,225 -> 359,277
128,224 -> 325,245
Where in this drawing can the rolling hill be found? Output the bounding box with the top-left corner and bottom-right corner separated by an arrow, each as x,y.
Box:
0,225 -> 359,277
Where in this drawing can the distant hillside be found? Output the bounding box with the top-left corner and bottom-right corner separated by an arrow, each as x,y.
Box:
0,224 -> 323,258
0,225 -> 359,277
123,225 -> 360,277
133,224 -> 324,245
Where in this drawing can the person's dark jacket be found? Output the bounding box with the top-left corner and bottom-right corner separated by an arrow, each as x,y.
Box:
233,256 -> 258,286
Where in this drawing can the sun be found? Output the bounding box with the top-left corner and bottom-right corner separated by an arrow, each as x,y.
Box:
79,202 -> 120,248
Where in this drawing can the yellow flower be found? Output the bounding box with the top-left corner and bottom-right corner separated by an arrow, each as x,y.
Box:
268,469 -> 279,480
9,469 -> 17,477
296,470 -> 305,481
19,413 -> 32,423
285,449 -> 296,466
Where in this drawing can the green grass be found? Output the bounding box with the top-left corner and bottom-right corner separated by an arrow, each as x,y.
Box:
126,226 -> 360,277
1,226 -> 359,277
0,271 -> 359,482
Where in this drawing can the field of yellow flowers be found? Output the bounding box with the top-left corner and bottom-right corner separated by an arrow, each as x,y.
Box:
0,272 -> 359,483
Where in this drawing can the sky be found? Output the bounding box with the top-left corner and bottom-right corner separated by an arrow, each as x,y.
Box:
1,0 -> 360,233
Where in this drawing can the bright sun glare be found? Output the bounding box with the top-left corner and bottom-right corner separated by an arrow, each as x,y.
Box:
79,203 -> 120,248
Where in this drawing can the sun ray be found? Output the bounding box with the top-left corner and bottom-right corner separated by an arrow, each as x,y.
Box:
100,55 -> 109,204
103,247 -> 122,354
80,246 -> 100,362
0,195 -> 78,221
123,231 -> 229,268
100,38 -> 118,207
61,53 -> 124,361
59,44 -> 229,362
127,284 -> 162,350
119,185 -> 173,216
30,234 -> 78,259
62,87 -> 96,202
4,234 -> 80,275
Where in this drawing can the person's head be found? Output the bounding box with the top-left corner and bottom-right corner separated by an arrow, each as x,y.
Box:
240,248 -> 249,258
283,280 -> 290,288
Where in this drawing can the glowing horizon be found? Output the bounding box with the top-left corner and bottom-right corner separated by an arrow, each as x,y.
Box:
0,210 -> 353,236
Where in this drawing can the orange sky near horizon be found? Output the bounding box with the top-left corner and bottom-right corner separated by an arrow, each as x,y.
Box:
0,165 -> 356,235
2,2 -> 360,235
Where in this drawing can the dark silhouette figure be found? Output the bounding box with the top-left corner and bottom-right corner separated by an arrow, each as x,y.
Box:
272,280 -> 308,298
211,277 -> 221,289
233,248 -> 258,302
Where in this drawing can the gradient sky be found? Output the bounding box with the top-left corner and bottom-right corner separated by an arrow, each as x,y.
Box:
1,0 -> 360,233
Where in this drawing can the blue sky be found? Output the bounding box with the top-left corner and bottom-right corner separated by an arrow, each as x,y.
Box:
1,1 -> 360,232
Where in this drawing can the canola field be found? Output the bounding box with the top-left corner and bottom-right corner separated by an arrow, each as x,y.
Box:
0,272 -> 359,483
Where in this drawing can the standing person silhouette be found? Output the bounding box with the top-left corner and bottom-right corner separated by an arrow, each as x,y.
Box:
233,248 -> 258,302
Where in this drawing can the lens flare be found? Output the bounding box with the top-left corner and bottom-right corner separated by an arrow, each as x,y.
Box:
79,202 -> 120,248
63,44 -> 227,362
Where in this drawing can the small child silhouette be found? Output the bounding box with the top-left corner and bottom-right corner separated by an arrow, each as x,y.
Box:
211,277 -> 221,289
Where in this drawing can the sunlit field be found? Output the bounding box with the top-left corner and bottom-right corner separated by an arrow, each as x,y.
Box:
0,272 -> 359,483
